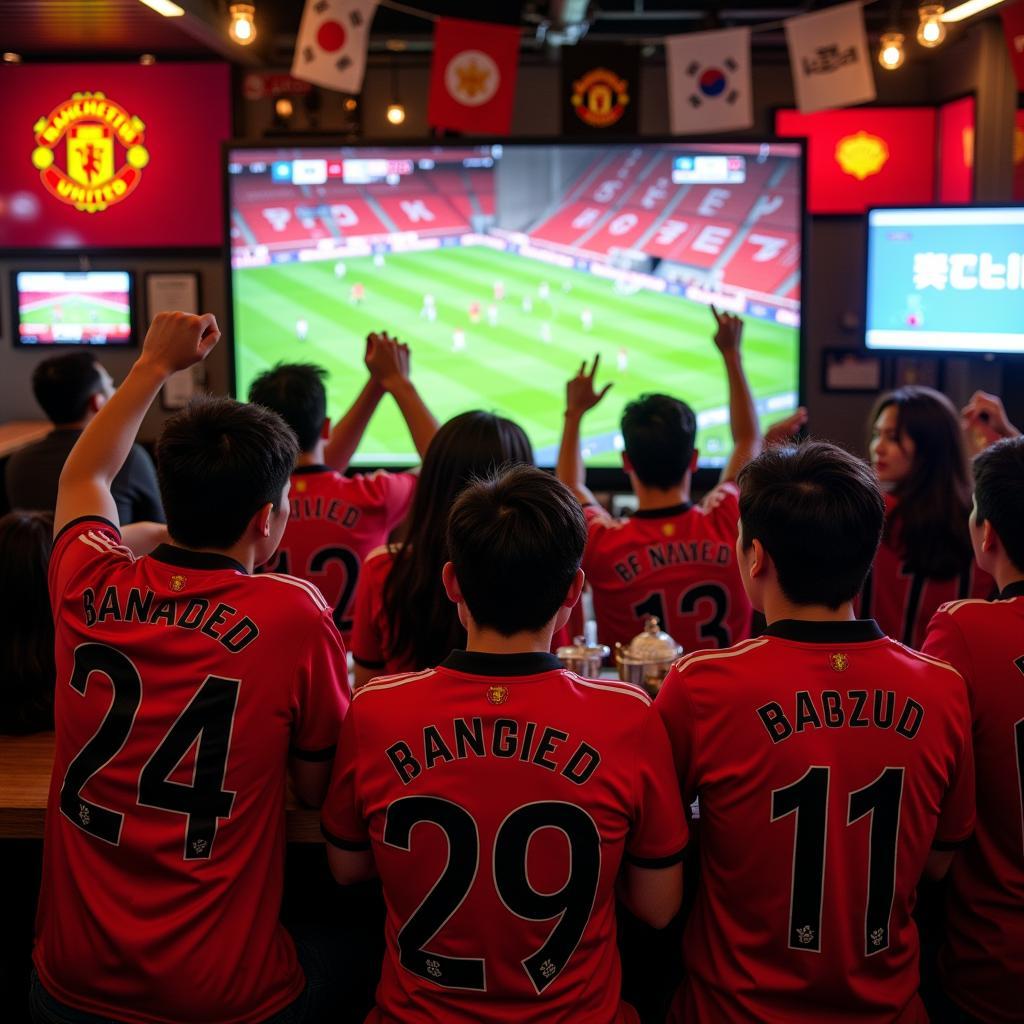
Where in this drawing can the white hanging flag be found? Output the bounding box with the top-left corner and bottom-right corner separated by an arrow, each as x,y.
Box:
292,0 -> 379,94
785,1 -> 875,113
666,28 -> 753,135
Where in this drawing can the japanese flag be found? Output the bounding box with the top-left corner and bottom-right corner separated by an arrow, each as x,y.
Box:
292,0 -> 378,94
666,28 -> 753,135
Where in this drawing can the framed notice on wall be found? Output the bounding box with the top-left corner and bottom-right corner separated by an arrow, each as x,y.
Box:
145,272 -> 201,409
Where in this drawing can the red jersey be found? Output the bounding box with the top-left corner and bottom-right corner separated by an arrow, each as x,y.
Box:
581,486 -> 752,654
860,494 -> 993,649
322,650 -> 688,1024
922,584 -> 1024,1023
35,517 -> 348,1024
263,466 -> 415,643
655,619 -> 975,1024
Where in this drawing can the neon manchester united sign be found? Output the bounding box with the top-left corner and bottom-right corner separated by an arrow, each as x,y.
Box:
31,92 -> 150,213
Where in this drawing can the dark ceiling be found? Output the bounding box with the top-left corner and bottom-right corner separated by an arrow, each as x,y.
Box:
0,0 -> 926,63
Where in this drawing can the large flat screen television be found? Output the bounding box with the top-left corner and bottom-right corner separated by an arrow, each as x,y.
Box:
227,141 -> 803,468
865,206 -> 1024,354
13,270 -> 135,346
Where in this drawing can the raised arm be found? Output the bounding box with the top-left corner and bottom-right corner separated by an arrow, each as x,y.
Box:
366,331 -> 439,461
54,312 -> 221,536
713,306 -> 762,484
322,334 -> 387,471
961,390 -> 1020,454
557,356 -> 613,507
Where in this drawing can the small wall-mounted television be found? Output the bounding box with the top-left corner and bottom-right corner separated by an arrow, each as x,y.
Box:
865,206 -> 1024,354
13,270 -> 135,346
226,139 -> 804,468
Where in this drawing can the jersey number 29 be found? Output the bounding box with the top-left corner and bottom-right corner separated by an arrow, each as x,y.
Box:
384,795 -> 600,993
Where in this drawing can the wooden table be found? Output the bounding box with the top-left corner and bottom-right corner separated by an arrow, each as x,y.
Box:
0,420 -> 50,458
0,732 -> 323,842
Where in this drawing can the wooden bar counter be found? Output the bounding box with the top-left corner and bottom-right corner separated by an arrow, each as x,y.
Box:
0,732 -> 323,842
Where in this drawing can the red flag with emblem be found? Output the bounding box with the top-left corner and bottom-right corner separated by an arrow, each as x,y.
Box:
427,17 -> 521,134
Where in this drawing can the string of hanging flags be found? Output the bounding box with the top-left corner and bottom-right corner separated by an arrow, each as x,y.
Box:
291,0 -> 888,134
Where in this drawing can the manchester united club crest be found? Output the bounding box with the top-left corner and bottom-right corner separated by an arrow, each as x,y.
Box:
169,574 -> 187,593
829,652 -> 849,673
486,685 -> 509,705
571,67 -> 630,128
445,50 -> 500,107
31,92 -> 150,213
834,131 -> 889,181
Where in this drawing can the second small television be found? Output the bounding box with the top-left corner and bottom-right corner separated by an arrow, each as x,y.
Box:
865,206 -> 1024,355
13,270 -> 135,347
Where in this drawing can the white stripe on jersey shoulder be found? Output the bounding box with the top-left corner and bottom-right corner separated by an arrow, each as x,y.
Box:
77,534 -> 108,555
573,676 -> 652,707
353,668 -> 436,699
671,637 -> 770,672
890,641 -> 965,681
255,572 -> 330,612
365,543 -> 401,563
938,598 -> 990,616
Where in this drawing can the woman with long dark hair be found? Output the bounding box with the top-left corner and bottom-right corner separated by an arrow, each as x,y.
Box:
350,411 -> 533,685
862,385 -> 991,647
0,511 -> 56,734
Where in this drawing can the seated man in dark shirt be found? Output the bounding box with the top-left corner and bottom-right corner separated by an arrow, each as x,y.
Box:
6,352 -> 164,524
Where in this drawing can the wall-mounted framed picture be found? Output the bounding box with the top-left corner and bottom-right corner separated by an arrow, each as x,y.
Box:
822,348 -> 883,393
145,271 -> 202,410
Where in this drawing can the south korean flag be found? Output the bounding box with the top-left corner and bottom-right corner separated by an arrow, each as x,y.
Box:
666,28 -> 753,135
292,0 -> 379,94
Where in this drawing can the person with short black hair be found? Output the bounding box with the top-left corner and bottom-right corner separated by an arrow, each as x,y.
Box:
656,441 -> 975,1024
6,351 -> 163,524
322,464 -> 687,1023
923,435 -> 1024,1024
32,312 -> 350,1024
863,386 -> 992,647
556,307 -> 763,653
248,332 -> 438,644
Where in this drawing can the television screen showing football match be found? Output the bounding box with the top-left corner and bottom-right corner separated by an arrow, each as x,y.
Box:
228,142 -> 802,467
14,270 -> 134,346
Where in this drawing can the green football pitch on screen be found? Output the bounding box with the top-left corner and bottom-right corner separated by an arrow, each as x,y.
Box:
233,246 -> 799,468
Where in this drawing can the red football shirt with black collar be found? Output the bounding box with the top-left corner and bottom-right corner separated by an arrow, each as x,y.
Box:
322,649 -> 688,1024
35,516 -> 348,1024
263,466 -> 416,643
922,582 -> 1024,1024
581,485 -> 752,654
859,493 -> 993,649
655,618 -> 975,1024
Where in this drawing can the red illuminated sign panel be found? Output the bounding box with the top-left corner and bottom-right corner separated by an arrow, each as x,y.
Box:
776,108 -> 936,214
0,63 -> 231,249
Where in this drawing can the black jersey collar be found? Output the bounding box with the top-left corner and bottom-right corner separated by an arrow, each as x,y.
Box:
442,649 -> 564,677
1000,580 -> 1024,599
292,464 -> 332,475
632,502 -> 693,519
764,619 -> 884,644
149,544 -> 248,575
